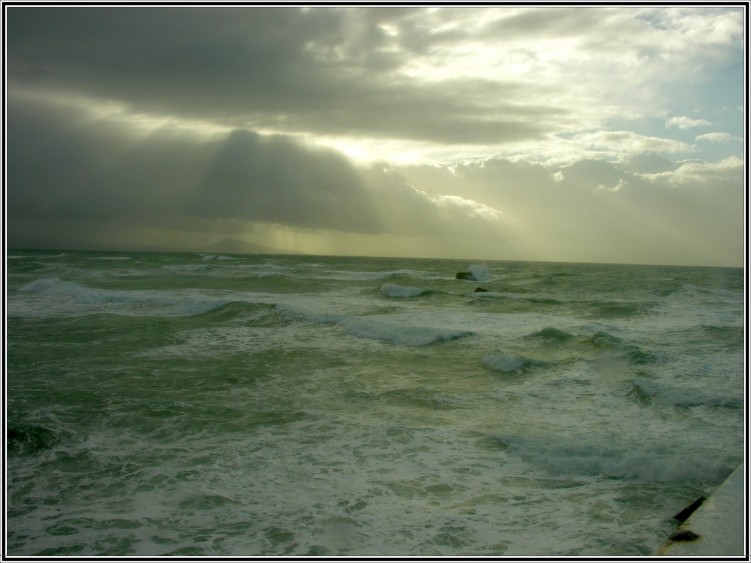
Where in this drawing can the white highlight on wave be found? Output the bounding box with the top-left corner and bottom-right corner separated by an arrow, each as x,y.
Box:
380,284 -> 425,298
162,264 -> 210,273
468,263 -> 493,281
339,317 -> 472,347
18,277 -> 229,316
482,352 -> 532,373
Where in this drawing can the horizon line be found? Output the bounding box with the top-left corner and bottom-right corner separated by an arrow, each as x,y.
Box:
5,244 -> 745,270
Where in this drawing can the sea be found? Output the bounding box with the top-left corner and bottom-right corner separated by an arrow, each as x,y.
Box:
5,249 -> 746,557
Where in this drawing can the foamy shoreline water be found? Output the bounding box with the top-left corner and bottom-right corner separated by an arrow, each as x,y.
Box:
6,250 -> 744,556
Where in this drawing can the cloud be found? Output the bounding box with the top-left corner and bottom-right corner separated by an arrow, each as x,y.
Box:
7,94 -> 510,251
398,154 -> 744,266
7,6 -> 743,157
5,7 -> 558,148
7,91 -> 743,266
618,152 -> 677,174
666,116 -> 712,129
5,7 -> 745,266
570,130 -> 695,157
425,193 -> 504,222
695,132 -> 739,143
192,129 -> 382,233
637,155 -> 744,185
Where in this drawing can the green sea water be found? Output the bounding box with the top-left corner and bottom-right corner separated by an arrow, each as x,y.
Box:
5,249 -> 745,556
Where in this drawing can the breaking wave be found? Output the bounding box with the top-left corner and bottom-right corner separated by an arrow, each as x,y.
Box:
482,352 -> 541,373
380,283 -> 426,298
468,264 -> 493,281
525,327 -> 576,343
626,378 -> 744,410
18,277 -> 230,317
162,264 -> 210,273
497,435 -> 737,484
340,317 -> 473,347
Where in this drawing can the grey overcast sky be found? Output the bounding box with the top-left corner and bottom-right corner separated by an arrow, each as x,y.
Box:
5,5 -> 746,265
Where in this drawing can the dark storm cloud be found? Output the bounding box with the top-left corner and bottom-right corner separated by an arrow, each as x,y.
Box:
193,129 -> 382,232
6,6 -> 743,264
6,7 -> 556,145
7,95 -> 506,248
8,95 -> 206,225
8,95 -> 376,235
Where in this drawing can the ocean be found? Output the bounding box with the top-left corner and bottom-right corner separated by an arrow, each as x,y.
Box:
5,249 -> 745,556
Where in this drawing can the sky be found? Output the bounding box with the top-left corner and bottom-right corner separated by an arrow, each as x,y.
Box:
5,5 -> 747,266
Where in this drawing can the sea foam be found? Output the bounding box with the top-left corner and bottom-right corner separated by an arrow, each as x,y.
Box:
380,284 -> 425,298
482,352 -> 535,373
468,263 -> 493,281
7,251 -> 744,557
503,435 -> 735,484
340,317 -> 472,346
162,264 -> 210,273
18,277 -> 229,317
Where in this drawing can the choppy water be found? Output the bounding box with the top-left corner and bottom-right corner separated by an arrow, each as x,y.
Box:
5,249 -> 745,556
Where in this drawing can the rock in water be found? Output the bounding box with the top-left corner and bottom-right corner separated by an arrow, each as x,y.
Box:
456,272 -> 475,280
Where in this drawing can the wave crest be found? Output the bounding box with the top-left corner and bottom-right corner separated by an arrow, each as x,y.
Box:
18,277 -> 231,317
340,318 -> 472,347
380,283 -> 425,298
482,352 -> 538,373
525,327 -> 575,342
501,434 -> 736,484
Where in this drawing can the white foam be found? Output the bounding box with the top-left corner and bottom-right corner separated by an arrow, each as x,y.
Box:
304,268 -> 441,282
20,277 -> 78,293
468,264 -> 493,281
17,277 -> 229,317
482,352 -> 530,373
7,254 -> 745,557
503,435 -> 734,484
315,270 -> 398,281
340,317 -> 472,346
201,253 -> 240,261
380,284 -> 424,298
162,264 -> 210,273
